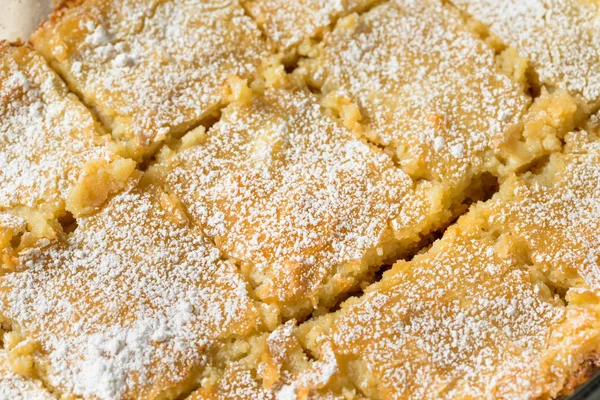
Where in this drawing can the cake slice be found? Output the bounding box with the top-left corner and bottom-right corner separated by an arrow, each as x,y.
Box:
149,83 -> 446,320
298,128 -> 600,399
242,0 -> 380,54
295,0 -> 575,212
0,43 -> 135,271
187,126 -> 600,397
31,0 -> 270,159
0,176 -> 265,399
452,0 -> 600,110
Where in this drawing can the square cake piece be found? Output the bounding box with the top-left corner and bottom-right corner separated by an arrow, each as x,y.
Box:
0,177 -> 262,399
0,44 -> 135,267
149,85 -> 439,319
298,129 -> 600,399
452,0 -> 600,110
31,0 -> 270,159
296,0 -> 537,202
243,0 -> 379,53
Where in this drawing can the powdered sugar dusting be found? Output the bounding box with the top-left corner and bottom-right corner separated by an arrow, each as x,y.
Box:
31,0 -> 270,156
0,181 -> 259,399
0,44 -> 114,216
150,87 -> 424,317
0,212 -> 26,233
491,130 -> 600,291
452,0 -> 600,107
3,0 -> 600,398
302,131 -> 600,399
243,0 -> 378,51
298,0 -> 530,185
325,221 -> 566,399
189,321 -> 342,399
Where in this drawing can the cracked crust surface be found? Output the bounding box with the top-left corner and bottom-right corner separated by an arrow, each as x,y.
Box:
452,0 -> 600,109
298,130 -> 600,399
0,43 -> 135,269
188,321 -> 354,400
30,0 -> 270,159
149,85 -> 439,319
242,0 -> 379,52
1,0 -> 600,398
294,0 -> 553,231
0,178 -> 261,399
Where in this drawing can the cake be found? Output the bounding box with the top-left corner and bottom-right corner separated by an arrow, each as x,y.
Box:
148,83 -> 438,319
294,0 -> 575,206
189,321 -> 351,399
1,0 -> 600,398
452,0 -> 600,110
242,0 -> 379,55
0,177 -> 268,398
0,43 -> 135,272
299,128 -> 600,397
30,0 -> 269,159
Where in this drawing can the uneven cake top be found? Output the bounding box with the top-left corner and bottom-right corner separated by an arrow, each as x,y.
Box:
2,0 -> 600,398
31,0 -> 270,158
452,0 -> 600,108
0,179 -> 260,399
490,131 -> 600,292
298,0 -> 531,185
243,0 -> 378,51
303,213 -> 600,399
297,130 -> 600,399
150,85 -> 433,318
191,321 -> 346,400
0,44 -> 129,221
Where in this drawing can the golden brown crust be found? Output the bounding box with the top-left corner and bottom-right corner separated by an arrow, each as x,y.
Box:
453,0 -> 600,109
0,178 -> 263,398
149,85 -> 427,319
